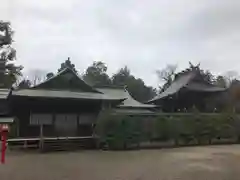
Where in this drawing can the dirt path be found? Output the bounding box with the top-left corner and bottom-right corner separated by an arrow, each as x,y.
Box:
1,145 -> 240,180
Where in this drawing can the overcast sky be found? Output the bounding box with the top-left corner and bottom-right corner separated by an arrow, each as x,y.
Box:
1,0 -> 240,87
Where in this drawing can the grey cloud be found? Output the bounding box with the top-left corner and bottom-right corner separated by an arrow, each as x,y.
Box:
176,1 -> 240,42
1,0 -> 240,87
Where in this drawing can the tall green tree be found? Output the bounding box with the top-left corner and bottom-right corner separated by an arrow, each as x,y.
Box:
0,21 -> 22,88
58,57 -> 77,73
201,70 -> 214,84
224,70 -> 239,86
83,61 -> 112,86
214,75 -> 227,88
46,72 -> 54,79
0,21 -> 11,46
112,66 -> 131,85
112,66 -> 156,102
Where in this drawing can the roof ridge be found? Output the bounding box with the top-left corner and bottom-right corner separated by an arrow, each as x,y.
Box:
31,67 -> 101,93
174,68 -> 197,81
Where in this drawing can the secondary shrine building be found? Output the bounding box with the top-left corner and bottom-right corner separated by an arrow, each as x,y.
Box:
148,65 -> 227,112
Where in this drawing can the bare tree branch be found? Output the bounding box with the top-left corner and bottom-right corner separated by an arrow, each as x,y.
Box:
156,64 -> 177,92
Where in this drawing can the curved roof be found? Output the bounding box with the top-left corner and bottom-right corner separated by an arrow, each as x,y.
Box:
148,71 -> 195,103
96,86 -> 156,108
148,69 -> 226,103
12,89 -> 125,101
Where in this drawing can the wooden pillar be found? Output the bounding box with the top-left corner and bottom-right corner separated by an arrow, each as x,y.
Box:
77,114 -> 80,136
52,113 -> 56,137
39,124 -> 44,151
16,117 -> 20,137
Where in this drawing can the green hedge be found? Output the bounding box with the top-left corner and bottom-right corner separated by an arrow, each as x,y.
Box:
96,112 -> 142,150
95,111 -> 240,150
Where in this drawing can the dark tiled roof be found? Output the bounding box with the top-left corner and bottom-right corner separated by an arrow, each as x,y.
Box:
149,69 -> 226,103
12,89 -> 125,101
149,71 -> 195,103
32,67 -> 101,93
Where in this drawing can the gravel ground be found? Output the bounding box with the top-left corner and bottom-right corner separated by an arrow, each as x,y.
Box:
1,145 -> 240,180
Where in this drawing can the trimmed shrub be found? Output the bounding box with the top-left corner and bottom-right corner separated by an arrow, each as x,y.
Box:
96,111 -> 240,150
96,112 -> 143,150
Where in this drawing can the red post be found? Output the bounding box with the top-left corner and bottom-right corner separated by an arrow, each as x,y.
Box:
1,124 -> 9,164
1,130 -> 6,164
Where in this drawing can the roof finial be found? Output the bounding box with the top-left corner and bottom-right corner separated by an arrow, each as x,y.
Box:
189,61 -> 201,71
189,61 -> 194,69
